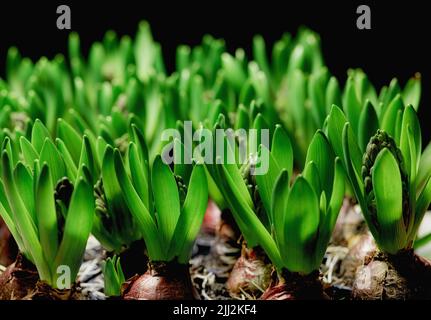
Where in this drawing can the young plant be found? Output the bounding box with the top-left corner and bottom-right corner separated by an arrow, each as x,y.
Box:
253,28 -> 332,166
46,118 -> 150,277
326,103 -> 431,299
102,256 -> 126,297
4,49 -> 73,134
0,142 -> 94,299
101,137 -> 208,299
207,122 -> 345,298
339,69 -> 421,154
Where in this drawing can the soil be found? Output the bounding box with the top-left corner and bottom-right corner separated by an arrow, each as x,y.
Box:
0,202 -> 429,300
189,237 -> 237,300
24,281 -> 82,300
0,253 -> 39,300
331,199 -> 367,248
319,200 -> 375,299
0,253 -> 83,300
190,205 -> 241,299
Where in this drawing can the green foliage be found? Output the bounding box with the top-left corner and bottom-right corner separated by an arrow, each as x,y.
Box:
0,20 -> 429,289
208,120 -> 344,274
102,256 -> 125,297
108,137 -> 209,263
0,145 -> 94,287
326,102 -> 431,254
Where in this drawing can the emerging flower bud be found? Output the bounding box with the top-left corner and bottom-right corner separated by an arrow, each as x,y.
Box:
361,130 -> 411,231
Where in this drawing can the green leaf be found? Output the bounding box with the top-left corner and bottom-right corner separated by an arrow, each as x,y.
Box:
78,135 -> 97,183
417,142 -> 431,193
1,151 -> 51,282
402,74 -> 421,110
315,158 -> 345,264
57,118 -> 82,164
102,258 -> 120,296
325,77 -> 342,114
176,45 -> 190,71
394,109 -> 404,145
221,52 -> 246,91
67,109 -> 88,134
303,161 -> 321,195
19,136 -> 39,168
381,79 -> 402,112
308,68 -> 328,127
255,145 -> 281,225
343,76 -> 362,136
2,137 -> 18,169
353,70 -> 378,106
40,138 -> 66,185
128,142 -> 151,215
113,149 -> 162,260
101,146 -> 133,245
272,170 -> 290,250
173,138 -> 192,185
115,255 -> 125,284
358,100 -> 379,153
284,176 -> 320,274
401,105 -> 421,172
326,104 -> 348,161
305,130 -> 334,197
134,21 -> 157,81
216,162 -> 282,268
219,129 -> 255,206
31,119 -> 51,153
68,32 -> 81,62
271,125 -> 293,179
56,138 -> 78,181
253,35 -> 271,80
92,215 -> 122,253
414,232 -> 431,249
102,257 -> 124,297
95,137 -> 108,169
411,175 -> 431,242
36,164 -> 58,267
341,122 -> 363,188
381,95 -> 404,138
340,123 -> 379,238
287,70 -> 307,131
210,163 -> 253,243
251,114 -> 271,159
413,176 -> 431,238
168,165 -> 208,263
272,35 -> 291,82
235,105 -> 250,130
54,177 -> 94,286
14,163 -> 36,226
152,156 -> 181,248
372,148 -> 406,254
130,124 -> 149,165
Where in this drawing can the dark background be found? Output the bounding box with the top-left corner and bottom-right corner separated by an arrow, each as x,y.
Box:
0,1 -> 429,144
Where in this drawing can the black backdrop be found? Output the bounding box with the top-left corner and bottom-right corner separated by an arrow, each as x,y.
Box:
0,1 -> 430,144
